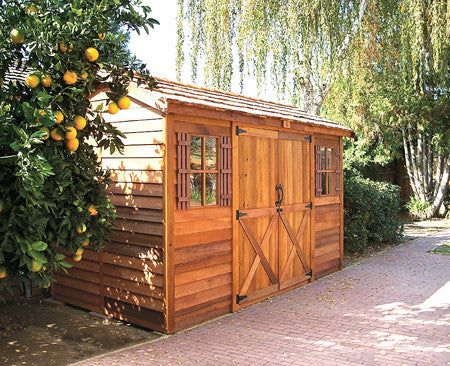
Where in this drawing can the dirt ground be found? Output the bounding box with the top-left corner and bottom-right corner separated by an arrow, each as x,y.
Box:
0,298 -> 159,366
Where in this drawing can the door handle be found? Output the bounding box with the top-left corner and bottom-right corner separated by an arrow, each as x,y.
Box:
275,184 -> 284,207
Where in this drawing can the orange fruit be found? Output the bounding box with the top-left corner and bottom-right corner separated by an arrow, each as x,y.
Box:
73,255 -> 82,262
54,110 -> 64,124
25,4 -> 39,14
80,71 -> 89,80
41,74 -> 52,88
74,247 -> 84,256
65,126 -> 77,139
10,29 -> 24,44
0,266 -> 7,279
81,238 -> 90,247
118,96 -> 131,110
25,74 -> 40,88
73,115 -> 87,130
39,127 -> 50,140
35,109 -> 47,125
87,205 -> 98,216
66,138 -> 79,152
76,223 -> 87,234
30,260 -> 42,272
63,70 -> 77,85
50,128 -> 63,141
84,47 -> 99,62
108,102 -> 119,114
98,33 -> 106,39
59,42 -> 73,53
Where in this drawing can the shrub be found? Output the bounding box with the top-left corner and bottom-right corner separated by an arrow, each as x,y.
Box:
405,197 -> 432,220
344,173 -> 403,254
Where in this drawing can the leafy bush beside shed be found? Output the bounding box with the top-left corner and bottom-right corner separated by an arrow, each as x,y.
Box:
344,173 -> 404,254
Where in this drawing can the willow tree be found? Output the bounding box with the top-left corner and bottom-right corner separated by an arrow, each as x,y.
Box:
323,0 -> 449,217
176,0 -> 369,114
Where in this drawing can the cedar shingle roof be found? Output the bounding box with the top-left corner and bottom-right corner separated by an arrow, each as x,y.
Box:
3,67 -> 352,135
151,78 -> 352,135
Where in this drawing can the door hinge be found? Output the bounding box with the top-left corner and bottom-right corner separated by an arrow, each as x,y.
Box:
306,202 -> 313,209
236,210 -> 248,220
236,294 -> 248,304
303,135 -> 312,142
236,126 -> 247,136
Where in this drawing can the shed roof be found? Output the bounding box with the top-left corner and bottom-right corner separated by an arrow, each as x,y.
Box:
4,66 -> 352,136
142,78 -> 353,136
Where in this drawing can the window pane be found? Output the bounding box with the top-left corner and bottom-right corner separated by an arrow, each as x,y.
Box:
321,172 -> 327,195
190,136 -> 202,170
205,137 -> 217,170
190,173 -> 202,206
320,147 -> 326,170
328,172 -> 333,194
205,173 -> 217,206
326,148 -> 333,170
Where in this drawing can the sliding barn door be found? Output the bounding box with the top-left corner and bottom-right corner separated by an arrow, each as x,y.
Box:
236,128 -> 279,304
278,135 -> 312,290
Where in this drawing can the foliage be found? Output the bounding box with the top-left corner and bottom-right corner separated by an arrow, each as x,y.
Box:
405,197 -> 432,221
429,242 -> 450,255
323,0 -> 449,216
176,0 -> 369,112
0,0 -> 158,290
344,171 -> 403,254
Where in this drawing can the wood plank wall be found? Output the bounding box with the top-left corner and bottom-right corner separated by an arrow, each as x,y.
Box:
53,93 -> 166,332
171,117 -> 233,332
313,135 -> 342,278
314,203 -> 341,277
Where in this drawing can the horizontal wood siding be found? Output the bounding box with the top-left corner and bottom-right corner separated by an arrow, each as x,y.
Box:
171,118 -> 233,331
314,203 -> 341,278
53,93 -> 166,331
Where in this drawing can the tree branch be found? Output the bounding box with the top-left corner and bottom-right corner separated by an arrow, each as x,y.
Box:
317,0 -> 369,111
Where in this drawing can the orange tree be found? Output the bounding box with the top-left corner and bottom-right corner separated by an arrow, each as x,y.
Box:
0,0 -> 158,292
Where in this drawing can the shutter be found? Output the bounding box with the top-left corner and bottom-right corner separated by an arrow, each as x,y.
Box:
219,136 -> 232,206
335,147 -> 341,193
315,145 -> 322,197
177,132 -> 190,210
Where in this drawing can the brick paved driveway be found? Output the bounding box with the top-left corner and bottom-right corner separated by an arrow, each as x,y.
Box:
75,229 -> 450,366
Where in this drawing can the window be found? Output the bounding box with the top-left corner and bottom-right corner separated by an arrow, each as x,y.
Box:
177,133 -> 231,209
315,145 -> 341,197
189,136 -> 218,207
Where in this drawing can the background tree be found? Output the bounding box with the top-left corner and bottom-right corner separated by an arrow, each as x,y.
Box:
0,0 -> 158,292
176,0 -> 369,114
177,0 -> 449,217
323,0 -> 449,217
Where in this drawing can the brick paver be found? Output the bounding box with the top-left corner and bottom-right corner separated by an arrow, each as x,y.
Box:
75,229 -> 450,366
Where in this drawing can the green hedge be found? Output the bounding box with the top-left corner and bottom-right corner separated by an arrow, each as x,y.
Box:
344,173 -> 403,254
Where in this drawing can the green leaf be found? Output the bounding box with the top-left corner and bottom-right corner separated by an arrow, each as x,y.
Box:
29,251 -> 48,264
31,241 -> 48,251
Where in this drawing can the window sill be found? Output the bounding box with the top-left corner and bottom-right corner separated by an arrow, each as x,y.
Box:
315,195 -> 340,206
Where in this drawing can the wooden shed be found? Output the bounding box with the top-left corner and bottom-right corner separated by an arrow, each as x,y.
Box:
52,79 -> 353,333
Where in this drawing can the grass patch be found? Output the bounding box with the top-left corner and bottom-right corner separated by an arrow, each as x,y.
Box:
429,242 -> 450,255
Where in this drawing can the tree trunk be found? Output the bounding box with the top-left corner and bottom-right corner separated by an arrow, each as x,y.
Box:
430,153 -> 450,217
403,127 -> 449,218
